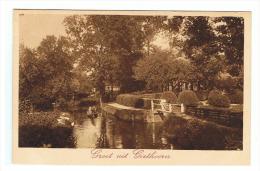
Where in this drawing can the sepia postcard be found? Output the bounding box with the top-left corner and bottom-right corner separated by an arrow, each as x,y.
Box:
13,10 -> 251,165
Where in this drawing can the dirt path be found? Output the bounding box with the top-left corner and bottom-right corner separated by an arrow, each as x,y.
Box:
108,103 -> 143,110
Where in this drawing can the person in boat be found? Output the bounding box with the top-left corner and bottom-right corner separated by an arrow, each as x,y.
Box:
87,106 -> 98,118
87,106 -> 93,116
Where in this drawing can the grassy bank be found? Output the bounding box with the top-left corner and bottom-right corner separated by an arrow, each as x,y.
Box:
163,114 -> 242,150
19,112 -> 75,148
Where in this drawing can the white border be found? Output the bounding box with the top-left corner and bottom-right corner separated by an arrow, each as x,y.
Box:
1,0 -> 260,171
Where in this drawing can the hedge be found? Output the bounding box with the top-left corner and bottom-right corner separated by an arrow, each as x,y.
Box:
116,94 -> 144,108
116,91 -> 178,109
228,89 -> 243,104
161,91 -> 177,103
177,90 -> 199,106
208,90 -> 231,108
196,90 -> 209,101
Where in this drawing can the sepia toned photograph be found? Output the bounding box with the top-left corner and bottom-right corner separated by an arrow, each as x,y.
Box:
12,10 -> 251,165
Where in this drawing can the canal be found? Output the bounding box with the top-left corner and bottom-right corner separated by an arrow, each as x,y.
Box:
72,111 -> 173,149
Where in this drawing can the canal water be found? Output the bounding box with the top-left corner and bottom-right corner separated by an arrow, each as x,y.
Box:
72,112 -> 172,149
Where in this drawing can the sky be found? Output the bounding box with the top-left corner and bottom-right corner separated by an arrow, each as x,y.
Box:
19,14 -> 170,50
19,14 -> 68,48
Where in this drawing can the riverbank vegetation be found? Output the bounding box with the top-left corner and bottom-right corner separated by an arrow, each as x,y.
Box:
19,112 -> 75,147
19,15 -> 244,149
19,15 -> 244,113
163,114 -> 242,150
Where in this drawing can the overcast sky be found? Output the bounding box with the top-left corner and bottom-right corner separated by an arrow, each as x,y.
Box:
19,14 -> 170,50
19,14 -> 67,48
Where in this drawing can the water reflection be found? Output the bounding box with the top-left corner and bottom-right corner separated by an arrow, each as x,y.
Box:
73,112 -> 172,149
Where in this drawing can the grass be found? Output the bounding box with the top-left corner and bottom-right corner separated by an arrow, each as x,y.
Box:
163,114 -> 243,150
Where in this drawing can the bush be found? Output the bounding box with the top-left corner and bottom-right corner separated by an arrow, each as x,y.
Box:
19,99 -> 32,114
139,93 -> 162,99
19,112 -> 75,147
154,93 -> 162,99
163,114 -> 242,150
228,89 -> 243,104
177,90 -> 199,106
56,97 -> 68,110
196,90 -> 209,101
116,94 -> 143,108
161,91 -> 177,103
141,98 -> 152,109
115,92 -> 177,109
208,90 -> 231,108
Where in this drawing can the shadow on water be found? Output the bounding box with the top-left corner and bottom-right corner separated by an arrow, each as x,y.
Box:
72,110 -> 172,149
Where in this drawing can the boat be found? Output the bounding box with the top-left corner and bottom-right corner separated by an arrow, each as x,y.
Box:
87,106 -> 98,118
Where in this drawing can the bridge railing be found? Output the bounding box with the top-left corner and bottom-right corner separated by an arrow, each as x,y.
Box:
151,99 -> 180,114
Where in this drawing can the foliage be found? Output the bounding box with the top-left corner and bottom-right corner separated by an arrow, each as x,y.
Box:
228,89 -> 243,104
181,17 -> 225,90
19,36 -> 75,111
163,114 -> 242,150
177,90 -> 199,106
134,47 -> 196,92
195,90 -> 209,101
214,76 -> 239,93
19,125 -> 75,148
78,98 -> 98,107
116,94 -> 143,108
134,48 -> 173,91
161,91 -> 177,103
167,16 -> 244,91
19,15 -> 244,112
214,17 -> 244,77
19,99 -> 32,115
19,112 -> 75,147
208,90 -> 231,107
63,15 -> 167,94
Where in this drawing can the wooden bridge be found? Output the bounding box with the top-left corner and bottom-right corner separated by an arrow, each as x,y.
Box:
150,99 -> 180,122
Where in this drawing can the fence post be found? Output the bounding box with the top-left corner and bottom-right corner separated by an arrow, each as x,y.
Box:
169,104 -> 173,113
151,100 -> 154,113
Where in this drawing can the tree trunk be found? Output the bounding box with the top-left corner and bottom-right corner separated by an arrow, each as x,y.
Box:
190,82 -> 194,91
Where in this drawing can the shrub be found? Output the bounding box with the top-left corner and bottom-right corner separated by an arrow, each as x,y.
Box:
161,91 -> 177,103
19,112 -> 75,147
177,90 -> 199,106
196,90 -> 209,101
19,99 -> 32,114
141,98 -> 152,109
116,94 -> 143,108
56,97 -> 67,110
208,90 -> 231,108
115,92 -> 177,109
228,89 -> 243,104
154,93 -> 162,99
163,114 -> 242,150
78,98 -> 97,107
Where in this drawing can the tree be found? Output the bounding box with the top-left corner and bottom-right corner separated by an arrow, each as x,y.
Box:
170,58 -> 196,91
134,48 -> 173,91
19,35 -> 74,110
63,15 -> 167,95
180,17 -> 226,90
214,17 -> 244,77
19,44 -> 39,100
168,16 -> 244,91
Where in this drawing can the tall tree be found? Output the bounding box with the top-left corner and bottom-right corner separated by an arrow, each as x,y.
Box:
134,48 -> 172,91
63,15 -> 166,95
19,36 -> 74,109
214,17 -> 244,77
181,16 -> 225,90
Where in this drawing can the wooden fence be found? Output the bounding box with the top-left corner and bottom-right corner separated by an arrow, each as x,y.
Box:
186,105 -> 243,128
